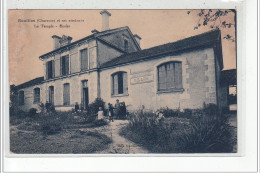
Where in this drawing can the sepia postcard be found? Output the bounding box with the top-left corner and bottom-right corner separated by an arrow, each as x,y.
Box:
2,0 -> 259,172
8,9 -> 238,155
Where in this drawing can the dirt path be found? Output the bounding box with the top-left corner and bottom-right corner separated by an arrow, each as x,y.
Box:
93,120 -> 149,154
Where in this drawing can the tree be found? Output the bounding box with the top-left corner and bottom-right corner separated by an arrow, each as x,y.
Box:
187,9 -> 236,42
10,84 -> 18,116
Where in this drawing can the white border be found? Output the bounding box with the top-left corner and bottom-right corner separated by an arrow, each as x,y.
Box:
1,0 -> 258,172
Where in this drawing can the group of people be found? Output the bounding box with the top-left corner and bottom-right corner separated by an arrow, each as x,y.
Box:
97,99 -> 127,121
73,99 -> 126,121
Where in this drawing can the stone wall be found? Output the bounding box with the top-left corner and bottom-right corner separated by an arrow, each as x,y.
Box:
18,71 -> 99,112
99,29 -> 139,53
18,47 -> 220,112
16,84 -> 43,112
99,47 -> 218,111
96,40 -> 123,67
43,39 -> 98,80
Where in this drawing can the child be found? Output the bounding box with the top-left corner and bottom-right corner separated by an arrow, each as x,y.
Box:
97,107 -> 104,120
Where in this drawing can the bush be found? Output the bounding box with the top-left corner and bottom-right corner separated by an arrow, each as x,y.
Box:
87,119 -> 108,128
183,109 -> 192,118
87,98 -> 107,117
121,108 -> 236,153
123,111 -> 178,152
158,107 -> 180,117
174,115 -> 235,153
28,108 -> 37,117
157,107 -> 192,118
40,116 -> 62,135
203,103 -> 220,117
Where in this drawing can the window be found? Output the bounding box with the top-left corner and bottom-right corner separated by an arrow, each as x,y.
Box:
124,40 -> 129,52
61,55 -> 70,75
112,72 -> 128,95
49,86 -> 54,104
18,91 -> 24,105
80,48 -> 88,71
46,60 -> 54,79
157,62 -> 182,91
33,88 -> 40,103
63,83 -> 70,105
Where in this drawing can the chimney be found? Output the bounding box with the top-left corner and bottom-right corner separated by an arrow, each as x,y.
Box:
59,35 -> 73,47
52,35 -> 61,50
100,10 -> 111,31
134,34 -> 142,46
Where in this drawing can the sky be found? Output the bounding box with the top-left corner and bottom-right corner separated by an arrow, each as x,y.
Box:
8,10 -> 236,85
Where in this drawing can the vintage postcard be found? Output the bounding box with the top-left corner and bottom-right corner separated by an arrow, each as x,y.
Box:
8,9 -> 237,154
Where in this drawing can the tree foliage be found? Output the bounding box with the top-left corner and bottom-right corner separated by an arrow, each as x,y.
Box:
187,9 -> 236,42
10,85 -> 19,116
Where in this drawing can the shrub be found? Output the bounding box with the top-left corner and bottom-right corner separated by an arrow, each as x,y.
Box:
121,108 -> 235,153
45,102 -> 56,113
157,107 -> 192,118
174,115 -> 235,153
87,98 -> 107,117
40,117 -> 62,135
124,111 -> 177,152
203,103 -> 220,117
38,113 -> 62,135
158,107 -> 180,117
87,119 -> 109,128
183,109 -> 192,118
28,108 -> 37,117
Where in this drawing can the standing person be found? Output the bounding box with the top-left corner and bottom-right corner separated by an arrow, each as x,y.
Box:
97,107 -> 104,120
108,103 -> 114,122
114,99 -> 120,119
74,102 -> 79,113
121,102 -> 126,119
45,101 -> 51,112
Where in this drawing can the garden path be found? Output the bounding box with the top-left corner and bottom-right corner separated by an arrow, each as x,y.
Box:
92,120 -> 149,154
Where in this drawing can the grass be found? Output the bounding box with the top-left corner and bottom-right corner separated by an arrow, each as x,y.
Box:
10,128 -> 112,154
10,111 -> 112,154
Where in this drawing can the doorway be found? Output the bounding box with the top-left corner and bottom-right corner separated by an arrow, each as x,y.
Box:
49,86 -> 54,104
82,80 -> 89,109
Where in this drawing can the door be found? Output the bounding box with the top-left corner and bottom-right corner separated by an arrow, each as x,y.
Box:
49,86 -> 54,104
82,80 -> 89,109
83,88 -> 89,109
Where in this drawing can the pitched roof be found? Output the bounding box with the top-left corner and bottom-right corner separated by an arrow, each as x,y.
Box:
101,29 -> 223,69
16,76 -> 44,90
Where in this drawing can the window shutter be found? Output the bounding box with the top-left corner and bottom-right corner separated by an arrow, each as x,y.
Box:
46,62 -> 49,79
158,65 -> 166,90
166,63 -> 174,89
60,57 -> 63,75
63,84 -> 70,105
55,56 -> 61,77
52,60 -> 55,78
174,62 -> 182,89
113,74 -> 118,95
123,72 -> 128,94
19,91 -> 24,105
48,62 -> 51,79
65,55 -> 69,75
34,88 -> 40,103
34,89 -> 36,103
80,49 -> 88,70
